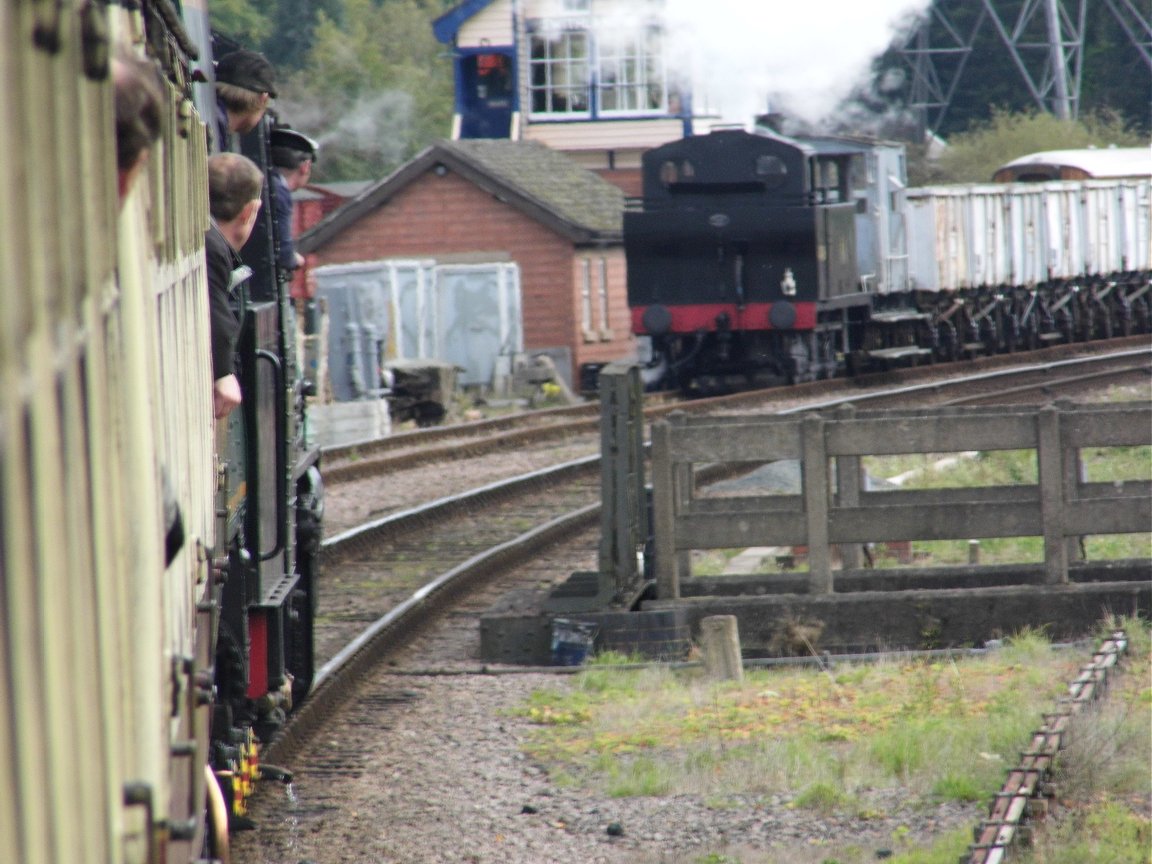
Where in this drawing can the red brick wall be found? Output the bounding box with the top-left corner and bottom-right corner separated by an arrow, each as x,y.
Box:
592,168 -> 643,198
313,169 -> 635,382
567,248 -> 635,373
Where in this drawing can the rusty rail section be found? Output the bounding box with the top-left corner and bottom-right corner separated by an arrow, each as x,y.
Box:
963,631 -> 1130,864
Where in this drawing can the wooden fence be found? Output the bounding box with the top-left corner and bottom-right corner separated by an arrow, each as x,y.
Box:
651,401 -> 1151,599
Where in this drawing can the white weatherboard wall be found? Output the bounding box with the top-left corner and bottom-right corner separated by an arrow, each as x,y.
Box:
314,260 -> 523,399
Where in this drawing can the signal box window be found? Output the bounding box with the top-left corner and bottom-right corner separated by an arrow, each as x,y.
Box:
528,3 -> 670,121
598,27 -> 665,114
530,29 -> 591,115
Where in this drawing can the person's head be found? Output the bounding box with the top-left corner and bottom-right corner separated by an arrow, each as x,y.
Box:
270,126 -> 319,190
208,152 -> 264,248
215,50 -> 276,134
113,51 -> 165,206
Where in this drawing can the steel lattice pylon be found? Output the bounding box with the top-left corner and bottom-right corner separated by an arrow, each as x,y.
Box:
900,0 -> 1151,135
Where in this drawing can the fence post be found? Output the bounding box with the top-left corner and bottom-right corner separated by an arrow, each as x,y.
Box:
1059,400 -> 1085,564
1038,404 -> 1069,584
597,363 -> 647,600
834,404 -> 862,570
802,414 -> 833,593
669,413 -> 692,587
651,414 -> 681,599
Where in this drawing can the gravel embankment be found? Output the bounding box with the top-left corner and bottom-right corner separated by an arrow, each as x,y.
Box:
234,668 -> 979,864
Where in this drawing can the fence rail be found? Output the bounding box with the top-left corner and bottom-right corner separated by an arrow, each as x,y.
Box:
651,401 -> 1151,599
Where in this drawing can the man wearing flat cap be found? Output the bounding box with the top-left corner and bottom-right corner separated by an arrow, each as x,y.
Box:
269,126 -> 318,272
214,49 -> 276,151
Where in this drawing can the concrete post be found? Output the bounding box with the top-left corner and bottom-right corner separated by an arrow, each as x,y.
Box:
1038,404 -> 1069,584
597,363 -> 647,599
801,414 -> 833,593
652,414 -> 686,599
670,413 -> 692,585
834,404 -> 862,570
700,615 -> 744,682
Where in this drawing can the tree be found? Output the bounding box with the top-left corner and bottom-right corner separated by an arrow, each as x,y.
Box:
914,108 -> 1147,184
275,0 -> 454,181
210,0 -> 272,47
258,0 -> 343,72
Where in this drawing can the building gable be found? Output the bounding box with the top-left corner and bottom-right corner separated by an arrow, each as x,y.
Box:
299,140 -> 623,255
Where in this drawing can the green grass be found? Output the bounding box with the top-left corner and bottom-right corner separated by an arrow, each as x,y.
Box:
1016,800 -> 1152,864
521,631 -> 1078,801
520,623 -> 1152,863
859,444 -> 1152,565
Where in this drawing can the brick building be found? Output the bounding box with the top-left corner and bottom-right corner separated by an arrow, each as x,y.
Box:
297,138 -> 634,388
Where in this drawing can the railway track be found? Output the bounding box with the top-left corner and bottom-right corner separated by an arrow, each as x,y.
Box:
234,343 -> 1148,863
321,337 -> 1149,485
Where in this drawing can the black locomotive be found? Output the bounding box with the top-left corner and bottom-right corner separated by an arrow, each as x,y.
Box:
625,129 -> 877,391
202,43 -> 326,816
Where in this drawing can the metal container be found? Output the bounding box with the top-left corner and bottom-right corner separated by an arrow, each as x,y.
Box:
905,178 -> 1152,291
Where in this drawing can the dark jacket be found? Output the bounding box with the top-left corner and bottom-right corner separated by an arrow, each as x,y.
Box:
271,169 -> 297,271
205,222 -> 242,381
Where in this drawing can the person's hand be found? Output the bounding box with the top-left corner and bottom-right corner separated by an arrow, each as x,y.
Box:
213,374 -> 242,419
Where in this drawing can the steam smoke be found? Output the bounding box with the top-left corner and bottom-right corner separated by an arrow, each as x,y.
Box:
639,0 -> 933,127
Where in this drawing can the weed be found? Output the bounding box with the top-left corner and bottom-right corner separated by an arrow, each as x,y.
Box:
794,781 -> 853,813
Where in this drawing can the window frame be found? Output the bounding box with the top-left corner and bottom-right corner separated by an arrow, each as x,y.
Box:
526,6 -> 669,121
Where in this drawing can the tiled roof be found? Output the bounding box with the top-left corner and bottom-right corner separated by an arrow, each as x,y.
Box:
299,139 -> 625,253
442,139 -> 624,235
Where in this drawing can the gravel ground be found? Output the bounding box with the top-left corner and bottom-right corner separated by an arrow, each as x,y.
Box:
324,436 -> 598,535
235,668 -> 979,864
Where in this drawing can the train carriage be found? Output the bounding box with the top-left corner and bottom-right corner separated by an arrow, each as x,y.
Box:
1,3 -> 217,861
0,2 -> 322,861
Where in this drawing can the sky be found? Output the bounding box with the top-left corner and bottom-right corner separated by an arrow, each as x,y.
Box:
656,0 -> 935,126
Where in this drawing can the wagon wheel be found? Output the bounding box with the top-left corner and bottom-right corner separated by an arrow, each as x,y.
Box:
1004,313 -> 1021,353
1057,308 -> 1076,344
1117,295 -> 1134,337
980,316 -> 999,355
935,320 -> 959,362
1133,296 -> 1151,334
1096,301 -> 1114,340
